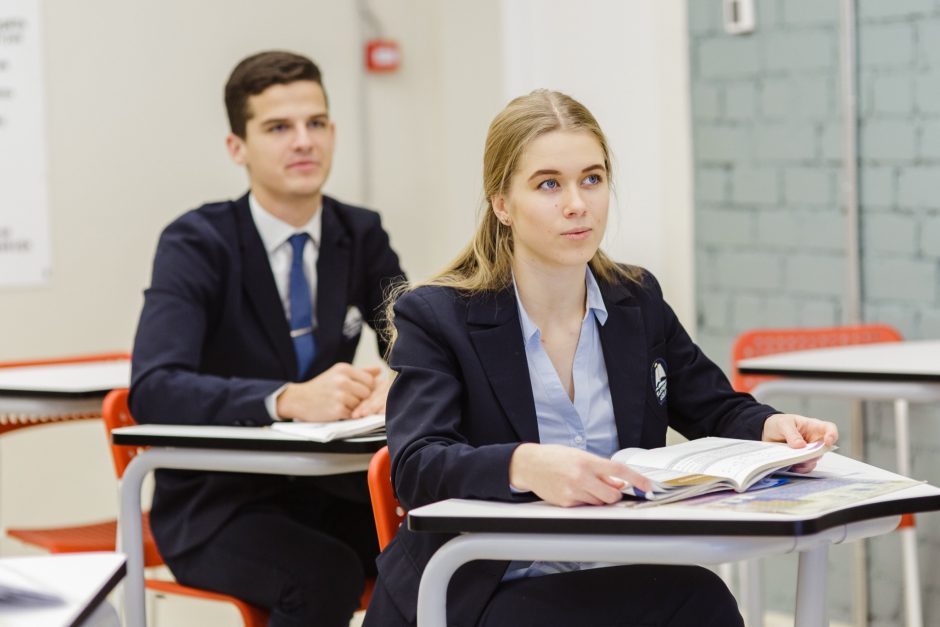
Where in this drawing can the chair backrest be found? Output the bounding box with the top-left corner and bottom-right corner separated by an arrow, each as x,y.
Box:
731,324 -> 903,393
0,352 -> 129,436
101,388 -> 144,479
367,446 -> 406,550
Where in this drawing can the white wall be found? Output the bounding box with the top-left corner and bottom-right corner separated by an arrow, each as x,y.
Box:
3,0 -> 366,360
1,0 -> 693,360
500,0 -> 695,326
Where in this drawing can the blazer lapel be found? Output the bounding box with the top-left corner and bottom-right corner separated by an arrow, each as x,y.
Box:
235,195 -> 296,378
313,198 -> 351,373
598,280 -> 649,449
467,290 -> 540,443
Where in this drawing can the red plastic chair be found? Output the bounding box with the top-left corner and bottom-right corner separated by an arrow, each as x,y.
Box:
367,446 -> 406,550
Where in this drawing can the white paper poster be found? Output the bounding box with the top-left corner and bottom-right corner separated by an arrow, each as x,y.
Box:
0,0 -> 51,286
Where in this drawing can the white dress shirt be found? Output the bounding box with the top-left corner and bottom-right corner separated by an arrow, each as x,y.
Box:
248,193 -> 322,321
248,194 -> 322,418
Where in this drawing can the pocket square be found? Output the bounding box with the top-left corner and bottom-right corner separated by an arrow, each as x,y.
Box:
342,306 -> 363,339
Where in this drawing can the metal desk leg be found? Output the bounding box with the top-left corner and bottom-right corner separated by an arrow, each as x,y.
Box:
894,399 -> 922,627
118,453 -> 149,627
795,544 -> 829,627
740,559 -> 763,627
416,533 -> 801,627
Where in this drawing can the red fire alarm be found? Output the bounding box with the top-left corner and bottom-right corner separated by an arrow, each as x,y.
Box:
366,39 -> 401,73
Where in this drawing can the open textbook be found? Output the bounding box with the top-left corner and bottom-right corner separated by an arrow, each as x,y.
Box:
270,413 -> 385,442
612,437 -> 833,505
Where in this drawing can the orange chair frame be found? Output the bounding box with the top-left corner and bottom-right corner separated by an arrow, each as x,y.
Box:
367,446 -> 406,551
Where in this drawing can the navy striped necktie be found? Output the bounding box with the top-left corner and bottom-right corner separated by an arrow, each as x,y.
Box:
288,233 -> 316,378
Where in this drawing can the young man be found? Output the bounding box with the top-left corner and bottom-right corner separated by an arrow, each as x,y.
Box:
130,51 -> 405,626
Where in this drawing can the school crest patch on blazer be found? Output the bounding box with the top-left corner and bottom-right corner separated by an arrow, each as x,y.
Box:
343,306 -> 363,339
651,358 -> 667,405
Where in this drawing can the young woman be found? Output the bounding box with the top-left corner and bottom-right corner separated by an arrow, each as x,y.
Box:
365,90 -> 838,627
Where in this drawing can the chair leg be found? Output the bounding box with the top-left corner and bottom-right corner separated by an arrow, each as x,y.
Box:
894,399 -> 922,627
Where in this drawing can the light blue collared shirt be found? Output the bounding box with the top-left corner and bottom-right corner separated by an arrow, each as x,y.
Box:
504,268 -> 617,581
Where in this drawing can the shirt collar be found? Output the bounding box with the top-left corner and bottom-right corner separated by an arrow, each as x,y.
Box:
248,193 -> 322,254
513,267 -> 609,343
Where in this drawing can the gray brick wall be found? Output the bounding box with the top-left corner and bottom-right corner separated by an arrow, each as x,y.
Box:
688,0 -> 940,623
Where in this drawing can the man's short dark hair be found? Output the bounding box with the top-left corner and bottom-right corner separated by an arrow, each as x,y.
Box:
224,50 -> 326,138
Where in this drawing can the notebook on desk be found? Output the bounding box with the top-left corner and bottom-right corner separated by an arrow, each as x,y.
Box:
270,414 -> 386,442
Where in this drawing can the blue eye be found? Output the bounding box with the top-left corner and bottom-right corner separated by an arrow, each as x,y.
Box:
538,179 -> 559,191
584,174 -> 602,186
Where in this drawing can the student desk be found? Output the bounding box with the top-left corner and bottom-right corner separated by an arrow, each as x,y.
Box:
409,454 -> 940,627
739,339 -> 940,627
0,551 -> 125,626
111,424 -> 386,627
0,358 -> 130,428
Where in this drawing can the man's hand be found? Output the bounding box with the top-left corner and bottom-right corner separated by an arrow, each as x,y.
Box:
276,363 -> 382,422
509,443 -> 652,507
351,372 -> 392,418
762,413 -> 839,473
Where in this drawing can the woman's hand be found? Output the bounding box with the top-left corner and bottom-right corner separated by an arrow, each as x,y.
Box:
761,413 -> 839,473
509,443 -> 651,507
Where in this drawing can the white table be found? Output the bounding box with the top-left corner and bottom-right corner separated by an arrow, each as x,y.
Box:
111,424 -> 386,627
0,552 -> 125,627
409,454 -> 940,627
739,339 -> 940,627
0,358 -> 130,427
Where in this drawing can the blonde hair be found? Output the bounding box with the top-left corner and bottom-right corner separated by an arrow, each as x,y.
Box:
384,90 -> 640,350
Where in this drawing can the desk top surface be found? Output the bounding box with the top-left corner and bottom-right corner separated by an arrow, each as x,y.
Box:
408,453 -> 940,537
0,360 -> 130,397
112,424 -> 386,454
0,552 -> 125,627
736,340 -> 940,382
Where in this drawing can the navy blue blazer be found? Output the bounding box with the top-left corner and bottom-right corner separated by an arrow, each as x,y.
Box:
130,193 -> 404,558
369,270 -> 777,626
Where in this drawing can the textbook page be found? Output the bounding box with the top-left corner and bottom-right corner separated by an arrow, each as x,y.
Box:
270,414 -> 385,442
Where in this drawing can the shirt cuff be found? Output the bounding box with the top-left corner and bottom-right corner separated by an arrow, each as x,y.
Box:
266,384 -> 289,421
